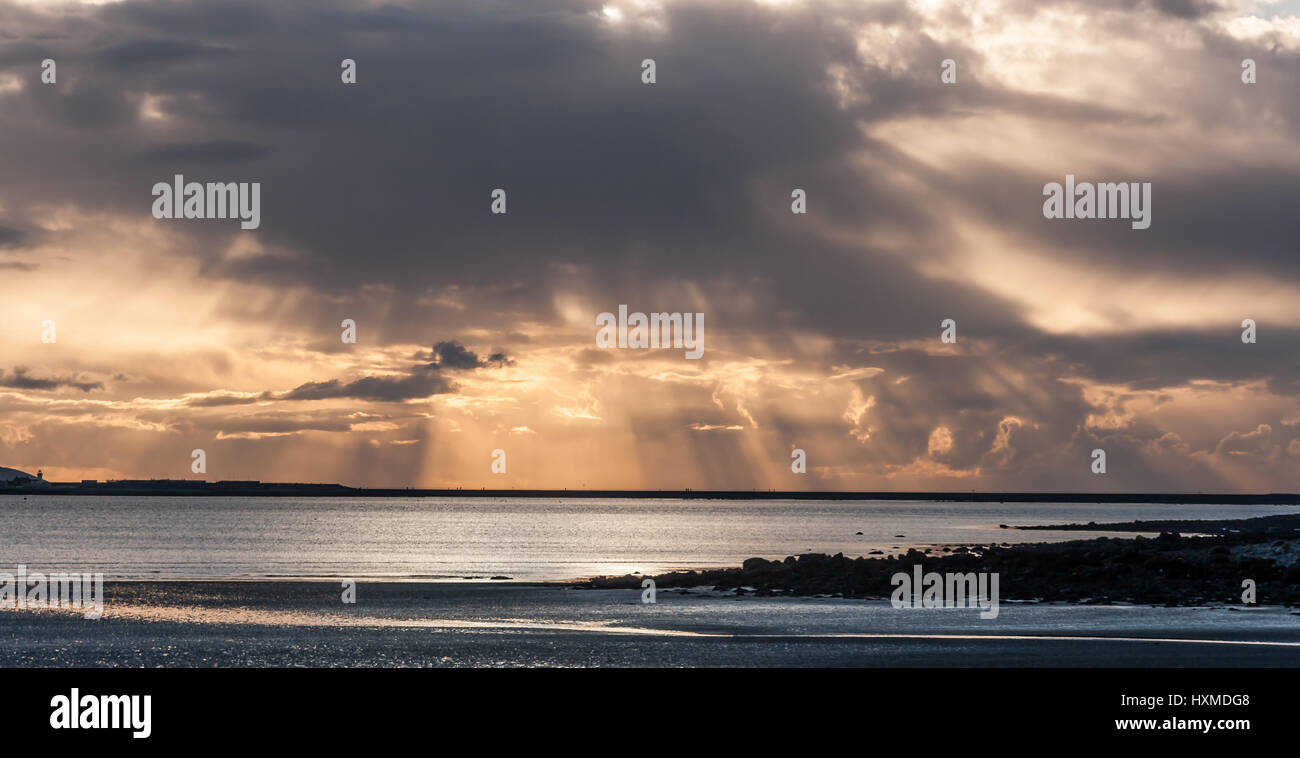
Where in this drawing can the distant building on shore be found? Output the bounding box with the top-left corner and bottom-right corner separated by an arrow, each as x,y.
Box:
0,466 -> 50,487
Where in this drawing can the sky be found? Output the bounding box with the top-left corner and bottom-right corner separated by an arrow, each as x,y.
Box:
0,0 -> 1298,492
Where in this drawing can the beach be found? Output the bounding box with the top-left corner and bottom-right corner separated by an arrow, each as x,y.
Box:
4,580 -> 1300,667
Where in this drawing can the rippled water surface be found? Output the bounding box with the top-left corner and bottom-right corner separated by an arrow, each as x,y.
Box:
3,496 -> 1296,579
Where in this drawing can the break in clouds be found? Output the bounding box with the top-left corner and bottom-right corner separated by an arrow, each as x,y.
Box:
0,0 -> 1299,491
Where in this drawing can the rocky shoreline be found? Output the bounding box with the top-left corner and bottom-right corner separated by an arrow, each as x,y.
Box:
579,513 -> 1300,606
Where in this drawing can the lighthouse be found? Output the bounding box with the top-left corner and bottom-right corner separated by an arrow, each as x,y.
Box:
0,467 -> 50,487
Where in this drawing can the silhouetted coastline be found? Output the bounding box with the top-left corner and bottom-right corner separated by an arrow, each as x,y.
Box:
581,513 -> 1300,606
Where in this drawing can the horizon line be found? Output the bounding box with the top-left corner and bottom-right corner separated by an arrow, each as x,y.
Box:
4,479 -> 1299,503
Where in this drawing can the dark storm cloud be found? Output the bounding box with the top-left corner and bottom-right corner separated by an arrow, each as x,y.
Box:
0,367 -> 102,392
0,0 -> 1279,358
0,225 -> 25,248
432,341 -> 483,370
0,0 -> 1056,341
139,139 -> 269,164
949,163 -> 1300,279
1149,0 -> 1221,20
280,340 -> 510,400
1004,0 -> 1223,20
101,0 -> 274,38
1024,330 -> 1300,398
91,39 -> 233,68
281,365 -> 454,402
431,340 -> 512,369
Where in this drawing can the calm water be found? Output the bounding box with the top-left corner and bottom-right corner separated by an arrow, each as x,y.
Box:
3,496 -> 1297,580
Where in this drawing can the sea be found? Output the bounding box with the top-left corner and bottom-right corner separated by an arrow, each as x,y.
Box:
3,495 -> 1297,580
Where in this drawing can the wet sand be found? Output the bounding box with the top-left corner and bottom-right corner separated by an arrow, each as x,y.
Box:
3,581 -> 1300,667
